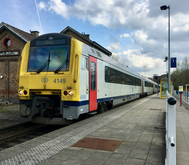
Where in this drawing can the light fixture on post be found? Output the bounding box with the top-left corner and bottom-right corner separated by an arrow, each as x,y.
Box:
160,5 -> 171,93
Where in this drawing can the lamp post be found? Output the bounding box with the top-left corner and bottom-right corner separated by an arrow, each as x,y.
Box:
160,5 -> 171,93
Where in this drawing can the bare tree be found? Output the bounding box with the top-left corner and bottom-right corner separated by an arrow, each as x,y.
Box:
172,56 -> 189,90
111,54 -> 128,67
181,56 -> 189,84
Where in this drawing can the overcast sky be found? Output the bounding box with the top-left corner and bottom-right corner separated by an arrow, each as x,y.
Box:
1,0 -> 189,78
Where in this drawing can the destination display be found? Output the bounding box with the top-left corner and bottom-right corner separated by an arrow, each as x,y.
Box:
35,39 -> 66,46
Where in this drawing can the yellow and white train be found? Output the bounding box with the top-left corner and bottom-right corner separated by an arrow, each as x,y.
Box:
17,33 -> 158,125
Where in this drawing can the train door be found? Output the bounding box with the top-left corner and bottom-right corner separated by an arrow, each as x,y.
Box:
89,56 -> 97,111
142,79 -> 144,97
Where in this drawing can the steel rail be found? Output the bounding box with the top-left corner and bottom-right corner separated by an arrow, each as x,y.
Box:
0,124 -> 46,144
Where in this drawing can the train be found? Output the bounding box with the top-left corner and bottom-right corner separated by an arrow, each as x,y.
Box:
17,33 -> 159,125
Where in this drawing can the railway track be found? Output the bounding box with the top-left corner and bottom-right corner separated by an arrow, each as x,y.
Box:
0,122 -> 63,151
0,107 -> 94,151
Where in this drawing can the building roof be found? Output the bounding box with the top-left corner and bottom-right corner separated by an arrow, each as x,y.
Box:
61,26 -> 112,56
158,74 -> 176,82
61,26 -> 92,42
0,22 -> 35,43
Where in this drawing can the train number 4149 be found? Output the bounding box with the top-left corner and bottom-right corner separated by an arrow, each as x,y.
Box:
53,78 -> 66,83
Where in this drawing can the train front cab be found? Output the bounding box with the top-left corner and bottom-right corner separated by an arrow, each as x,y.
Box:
18,33 -> 88,125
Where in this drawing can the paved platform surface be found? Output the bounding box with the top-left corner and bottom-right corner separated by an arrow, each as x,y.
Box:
0,94 -> 188,165
175,97 -> 189,165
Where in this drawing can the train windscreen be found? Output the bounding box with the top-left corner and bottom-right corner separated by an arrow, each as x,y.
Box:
27,45 -> 70,72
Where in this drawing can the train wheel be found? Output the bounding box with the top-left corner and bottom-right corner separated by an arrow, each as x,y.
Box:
106,101 -> 113,110
97,102 -> 107,114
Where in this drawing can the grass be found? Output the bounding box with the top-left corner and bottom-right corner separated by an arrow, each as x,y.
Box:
0,108 -> 11,113
1,104 -> 18,107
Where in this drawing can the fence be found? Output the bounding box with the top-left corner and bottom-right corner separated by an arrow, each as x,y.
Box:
173,90 -> 189,105
165,90 -> 177,165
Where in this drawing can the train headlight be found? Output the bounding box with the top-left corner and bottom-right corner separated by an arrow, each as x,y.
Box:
63,90 -> 74,96
69,91 -> 73,96
19,90 -> 23,95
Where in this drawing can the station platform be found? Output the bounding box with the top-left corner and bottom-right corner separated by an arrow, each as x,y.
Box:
0,94 -> 188,165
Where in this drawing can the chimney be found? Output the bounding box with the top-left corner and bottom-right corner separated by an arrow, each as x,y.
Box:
84,34 -> 90,39
82,33 -> 90,39
30,31 -> 39,37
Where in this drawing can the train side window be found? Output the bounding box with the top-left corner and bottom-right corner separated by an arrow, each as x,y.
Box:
86,57 -> 89,70
131,77 -> 134,85
109,68 -> 116,83
105,66 -> 110,82
137,79 -> 141,86
127,75 -> 131,85
82,55 -> 89,70
145,81 -> 152,87
136,79 -> 138,86
124,74 -> 127,85
104,66 -> 141,86
131,76 -> 134,85
133,77 -> 136,85
122,73 -> 126,84
91,62 -> 96,90
116,71 -> 122,84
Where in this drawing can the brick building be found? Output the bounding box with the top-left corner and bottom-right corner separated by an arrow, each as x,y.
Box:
0,22 -> 38,103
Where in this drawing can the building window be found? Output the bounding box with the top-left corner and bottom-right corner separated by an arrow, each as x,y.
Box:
2,37 -> 12,48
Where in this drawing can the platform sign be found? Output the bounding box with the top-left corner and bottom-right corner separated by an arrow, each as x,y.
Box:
179,85 -> 183,93
179,84 -> 183,106
171,57 -> 177,68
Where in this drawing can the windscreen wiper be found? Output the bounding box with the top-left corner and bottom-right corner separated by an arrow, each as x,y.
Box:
37,51 -> 51,74
54,58 -> 69,73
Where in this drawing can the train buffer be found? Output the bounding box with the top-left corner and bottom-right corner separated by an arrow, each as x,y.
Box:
0,94 -> 188,164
